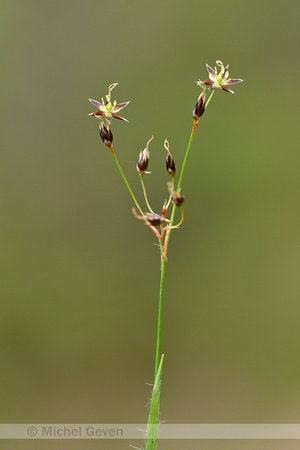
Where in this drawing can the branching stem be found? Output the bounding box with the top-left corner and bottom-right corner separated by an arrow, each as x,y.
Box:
111,147 -> 144,216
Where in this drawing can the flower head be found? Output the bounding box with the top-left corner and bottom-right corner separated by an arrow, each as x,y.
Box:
164,139 -> 176,177
137,136 -> 153,175
132,208 -> 170,227
99,120 -> 113,147
193,82 -> 206,121
172,191 -> 185,207
89,83 -> 130,123
199,60 -> 243,94
167,182 -> 185,207
144,212 -> 171,227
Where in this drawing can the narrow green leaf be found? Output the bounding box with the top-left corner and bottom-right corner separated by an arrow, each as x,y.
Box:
146,354 -> 164,450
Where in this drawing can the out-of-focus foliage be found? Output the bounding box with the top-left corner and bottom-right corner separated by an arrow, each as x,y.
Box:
1,1 -> 299,449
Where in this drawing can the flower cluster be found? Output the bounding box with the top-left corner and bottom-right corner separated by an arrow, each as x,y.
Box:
89,82 -> 130,123
88,60 -> 243,238
88,83 -> 130,148
199,60 -> 243,94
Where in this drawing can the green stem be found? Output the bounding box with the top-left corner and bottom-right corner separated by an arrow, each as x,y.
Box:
148,87 -> 217,448
140,175 -> 154,213
146,354 -> 164,450
176,122 -> 198,194
163,89 -> 216,257
166,177 -> 175,210
205,87 -> 216,109
154,256 -> 166,378
177,89 -> 216,193
162,123 -> 196,257
168,204 -> 184,229
110,147 -> 144,216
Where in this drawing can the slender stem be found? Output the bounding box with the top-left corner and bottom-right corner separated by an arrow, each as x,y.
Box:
166,204 -> 184,230
205,88 -> 216,109
162,123 -> 196,257
163,89 -> 216,257
154,256 -> 166,378
110,147 -> 162,242
140,175 -> 154,213
110,147 -> 144,216
166,177 -> 175,210
148,87 -> 218,447
176,90 -> 215,194
158,237 -> 164,258
176,122 -> 198,194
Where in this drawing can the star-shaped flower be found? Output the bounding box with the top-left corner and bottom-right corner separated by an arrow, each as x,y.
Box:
200,60 -> 243,94
89,83 -> 130,123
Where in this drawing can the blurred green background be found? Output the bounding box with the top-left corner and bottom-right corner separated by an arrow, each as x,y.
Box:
1,0 -> 299,449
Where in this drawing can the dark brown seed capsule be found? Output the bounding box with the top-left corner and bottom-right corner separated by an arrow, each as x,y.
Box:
99,122 -> 113,147
193,92 -> 206,121
172,192 -> 185,207
137,148 -> 150,174
145,212 -> 170,227
166,152 -> 176,176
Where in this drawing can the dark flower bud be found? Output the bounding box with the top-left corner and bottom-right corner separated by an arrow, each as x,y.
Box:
168,182 -> 185,206
166,152 -> 176,176
137,148 -> 150,174
193,91 -> 206,121
161,200 -> 167,218
164,139 -> 176,176
172,191 -> 185,207
99,121 -> 113,147
145,212 -> 170,227
136,136 -> 153,175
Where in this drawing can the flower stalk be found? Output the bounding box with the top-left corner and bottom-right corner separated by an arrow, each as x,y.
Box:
88,63 -> 243,448
110,146 -> 144,217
